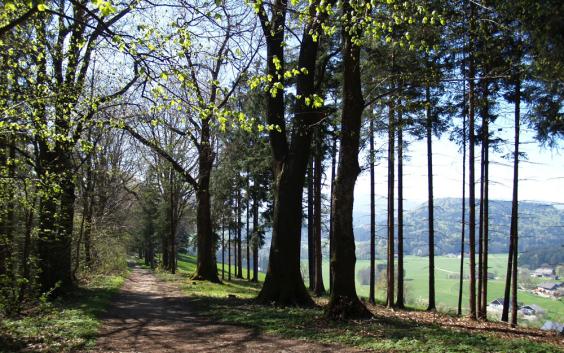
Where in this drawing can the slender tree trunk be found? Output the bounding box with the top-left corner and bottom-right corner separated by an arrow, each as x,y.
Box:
252,190 -> 259,282
386,90 -> 395,309
246,174 -> 251,280
233,191 -> 238,277
369,118 -> 376,304
326,6 -> 371,318
329,133 -> 337,293
228,223 -> 232,281
396,106 -> 405,309
457,80 -> 467,317
479,90 -> 490,319
503,74 -> 520,327
478,140 -> 484,316
169,171 -> 177,274
222,216 -> 225,280
467,0 -> 477,319
308,157 -> 315,289
237,188 -> 243,278
426,83 -> 436,311
313,138 -> 325,296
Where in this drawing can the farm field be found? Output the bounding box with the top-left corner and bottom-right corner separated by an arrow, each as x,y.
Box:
304,254 -> 564,324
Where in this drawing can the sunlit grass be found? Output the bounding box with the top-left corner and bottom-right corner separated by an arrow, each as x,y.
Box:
164,254 -> 563,353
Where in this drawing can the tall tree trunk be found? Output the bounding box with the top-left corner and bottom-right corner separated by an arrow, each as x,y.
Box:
478,140 -> 484,316
329,133 -> 337,293
313,137 -> 325,296
169,170 -> 177,274
457,82 -> 467,317
467,0 -> 477,319
386,90 -> 395,309
237,188 -> 243,278
252,189 -> 259,282
369,118 -> 376,304
222,216 -> 225,280
257,1 -> 319,306
479,88 -> 490,319
308,157 -> 315,289
426,83 -> 436,312
326,4 -> 370,318
503,74 -> 520,326
396,106 -> 405,309
233,191 -> 238,277
246,174 -> 251,280
228,223 -> 232,281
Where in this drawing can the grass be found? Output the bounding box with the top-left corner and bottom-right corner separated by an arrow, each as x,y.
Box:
0,273 -> 127,353
304,254 -> 564,323
162,254 -> 563,353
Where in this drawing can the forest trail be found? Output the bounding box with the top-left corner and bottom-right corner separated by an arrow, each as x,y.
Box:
93,266 -> 362,353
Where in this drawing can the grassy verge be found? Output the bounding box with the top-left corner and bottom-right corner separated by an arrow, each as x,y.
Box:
0,273 -> 127,353
163,255 -> 562,353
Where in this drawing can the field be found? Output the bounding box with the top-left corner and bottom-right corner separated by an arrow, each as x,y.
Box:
303,254 -> 563,324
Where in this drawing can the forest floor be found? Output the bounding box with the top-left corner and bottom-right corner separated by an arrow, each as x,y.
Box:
92,265 -> 362,353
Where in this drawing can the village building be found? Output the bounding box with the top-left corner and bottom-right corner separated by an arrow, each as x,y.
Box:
531,267 -> 559,280
533,282 -> 564,298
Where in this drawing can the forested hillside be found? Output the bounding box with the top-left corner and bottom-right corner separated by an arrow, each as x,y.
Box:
353,199 -> 564,257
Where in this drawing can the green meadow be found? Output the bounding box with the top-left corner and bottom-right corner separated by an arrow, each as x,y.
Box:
304,254 -> 563,324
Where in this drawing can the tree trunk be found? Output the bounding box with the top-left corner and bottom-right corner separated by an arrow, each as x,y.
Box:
308,157 -> 315,289
222,216 -> 225,280
396,106 -> 405,309
313,138 -> 325,296
257,3 -> 319,306
326,4 -> 370,319
252,190 -> 259,282
478,139 -> 484,316
386,89 -> 395,309
246,174 -> 251,280
467,16 -> 477,318
369,118 -> 376,304
169,170 -> 177,274
503,74 -> 520,326
192,118 -> 219,282
37,141 -> 75,295
457,81 -> 467,317
329,133 -> 337,293
228,223 -> 232,281
479,88 -> 490,319
237,188 -> 243,279
426,83 -> 436,311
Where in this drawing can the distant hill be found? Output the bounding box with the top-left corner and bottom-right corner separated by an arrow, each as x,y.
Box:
353,198 -> 564,258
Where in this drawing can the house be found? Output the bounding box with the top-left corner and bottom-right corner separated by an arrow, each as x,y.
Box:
541,321 -> 564,334
533,282 -> 564,298
532,267 -> 557,279
518,305 -> 536,316
487,298 -> 507,311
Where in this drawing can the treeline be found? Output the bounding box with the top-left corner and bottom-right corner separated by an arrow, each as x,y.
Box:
520,247 -> 564,270
1,0 -> 562,329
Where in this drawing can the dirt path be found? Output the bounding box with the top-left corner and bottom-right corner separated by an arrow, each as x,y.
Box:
94,266 -> 362,353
